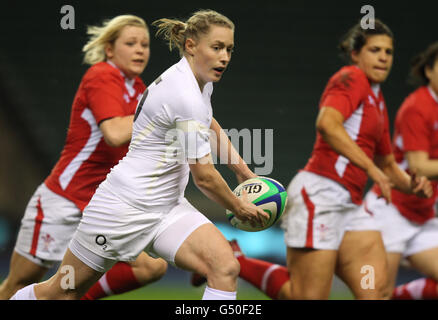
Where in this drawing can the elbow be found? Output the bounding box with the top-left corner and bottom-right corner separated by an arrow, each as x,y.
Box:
315,117 -> 332,137
103,134 -> 128,148
193,171 -> 216,190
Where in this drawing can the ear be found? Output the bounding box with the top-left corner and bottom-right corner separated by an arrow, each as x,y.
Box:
350,50 -> 359,64
105,43 -> 114,59
425,65 -> 433,82
185,38 -> 197,56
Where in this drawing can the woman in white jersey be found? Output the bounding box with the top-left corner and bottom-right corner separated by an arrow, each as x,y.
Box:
11,9 -> 268,300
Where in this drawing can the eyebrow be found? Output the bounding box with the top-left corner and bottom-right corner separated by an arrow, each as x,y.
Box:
212,40 -> 234,47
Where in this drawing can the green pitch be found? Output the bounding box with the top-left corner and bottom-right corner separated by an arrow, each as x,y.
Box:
103,280 -> 353,300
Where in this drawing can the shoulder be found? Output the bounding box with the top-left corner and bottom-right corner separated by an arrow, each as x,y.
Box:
328,65 -> 369,90
82,62 -> 124,84
400,87 -> 432,115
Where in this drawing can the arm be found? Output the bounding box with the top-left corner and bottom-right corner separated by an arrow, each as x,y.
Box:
189,153 -> 269,224
210,117 -> 256,184
406,151 -> 438,180
375,153 -> 432,198
99,115 -> 134,147
316,106 -> 393,202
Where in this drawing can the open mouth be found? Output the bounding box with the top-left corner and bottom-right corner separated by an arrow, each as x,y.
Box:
132,59 -> 145,64
213,67 -> 225,74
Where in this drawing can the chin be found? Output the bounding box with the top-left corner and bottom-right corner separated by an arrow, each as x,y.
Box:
371,74 -> 388,84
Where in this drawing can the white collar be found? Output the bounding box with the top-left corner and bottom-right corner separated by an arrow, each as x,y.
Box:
106,60 -> 136,96
176,56 -> 212,95
371,83 -> 380,98
428,86 -> 438,104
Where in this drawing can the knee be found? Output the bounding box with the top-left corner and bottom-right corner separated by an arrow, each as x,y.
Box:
209,256 -> 240,281
134,258 -> 168,284
149,258 -> 168,280
290,281 -> 331,300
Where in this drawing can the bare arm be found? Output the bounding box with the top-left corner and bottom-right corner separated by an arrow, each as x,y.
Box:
374,154 -> 412,193
210,117 -> 256,184
316,106 -> 393,202
375,153 -> 433,198
189,153 -> 269,225
405,151 -> 438,180
99,115 -> 134,147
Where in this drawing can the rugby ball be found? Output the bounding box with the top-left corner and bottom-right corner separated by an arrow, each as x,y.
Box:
226,177 -> 288,232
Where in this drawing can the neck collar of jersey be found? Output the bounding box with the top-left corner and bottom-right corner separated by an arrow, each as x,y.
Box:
428,85 -> 438,104
106,60 -> 136,96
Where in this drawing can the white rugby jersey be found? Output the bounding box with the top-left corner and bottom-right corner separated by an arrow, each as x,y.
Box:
103,56 -> 213,212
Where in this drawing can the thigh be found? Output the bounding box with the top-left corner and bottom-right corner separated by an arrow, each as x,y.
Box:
385,252 -> 403,299
173,223 -> 232,274
407,247 -> 438,280
35,248 -> 104,300
0,251 -> 49,299
6,251 -> 49,282
151,198 -> 212,265
336,230 -> 388,299
286,247 -> 338,299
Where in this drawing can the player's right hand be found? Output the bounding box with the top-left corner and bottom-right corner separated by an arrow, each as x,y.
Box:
235,189 -> 270,227
367,165 -> 393,203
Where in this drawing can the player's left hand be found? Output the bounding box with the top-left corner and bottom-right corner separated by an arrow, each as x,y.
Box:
411,171 -> 433,198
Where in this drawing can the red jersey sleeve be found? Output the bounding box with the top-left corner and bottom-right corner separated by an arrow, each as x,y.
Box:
84,70 -> 126,124
398,106 -> 430,152
375,106 -> 392,156
320,68 -> 369,120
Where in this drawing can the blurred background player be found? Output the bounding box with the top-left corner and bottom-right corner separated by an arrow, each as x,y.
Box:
190,19 -> 431,300
194,46 -> 438,300
0,15 -> 168,300
11,9 -> 269,300
363,41 -> 438,300
281,19 -> 432,300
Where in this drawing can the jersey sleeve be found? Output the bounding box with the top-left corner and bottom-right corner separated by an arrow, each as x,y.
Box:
398,105 -> 430,152
173,97 -> 211,160
375,107 -> 392,156
320,69 -> 369,120
84,71 -> 127,124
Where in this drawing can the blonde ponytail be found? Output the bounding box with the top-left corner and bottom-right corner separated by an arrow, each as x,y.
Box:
152,9 -> 234,57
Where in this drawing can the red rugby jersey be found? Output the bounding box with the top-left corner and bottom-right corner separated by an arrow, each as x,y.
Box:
44,61 -> 146,210
373,86 -> 438,224
304,65 -> 392,204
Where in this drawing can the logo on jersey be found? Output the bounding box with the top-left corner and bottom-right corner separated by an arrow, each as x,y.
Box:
41,233 -> 55,252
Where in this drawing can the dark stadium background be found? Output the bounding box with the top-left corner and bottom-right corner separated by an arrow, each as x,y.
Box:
0,0 -> 436,299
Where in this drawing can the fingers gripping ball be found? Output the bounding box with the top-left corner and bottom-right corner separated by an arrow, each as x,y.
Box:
226,177 -> 288,232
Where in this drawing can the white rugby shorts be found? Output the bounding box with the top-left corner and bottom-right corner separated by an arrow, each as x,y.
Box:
281,171 -> 379,250
70,184 -> 212,273
14,183 -> 82,268
363,190 -> 438,257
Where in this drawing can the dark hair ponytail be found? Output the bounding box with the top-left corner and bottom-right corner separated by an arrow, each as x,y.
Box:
338,19 -> 394,63
409,42 -> 438,87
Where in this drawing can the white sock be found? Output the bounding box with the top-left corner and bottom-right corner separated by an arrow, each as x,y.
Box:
10,283 -> 37,300
202,286 -> 236,300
